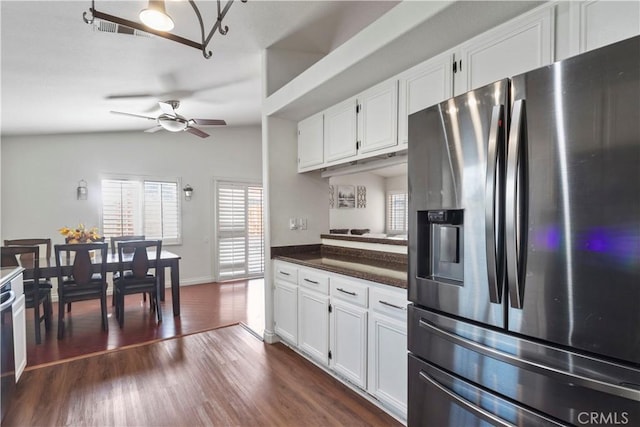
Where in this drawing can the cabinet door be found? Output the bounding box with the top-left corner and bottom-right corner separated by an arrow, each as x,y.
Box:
13,294 -> 26,382
298,288 -> 329,365
274,281 -> 298,345
368,312 -> 407,418
398,52 -> 453,145
330,299 -> 367,388
570,0 -> 640,54
357,79 -> 398,154
324,98 -> 358,163
297,112 -> 324,171
454,6 -> 554,95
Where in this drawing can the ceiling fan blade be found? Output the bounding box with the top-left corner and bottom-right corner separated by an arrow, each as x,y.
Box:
144,126 -> 164,133
110,111 -> 157,121
191,118 -> 226,126
106,93 -> 155,100
158,101 -> 177,116
186,127 -> 210,138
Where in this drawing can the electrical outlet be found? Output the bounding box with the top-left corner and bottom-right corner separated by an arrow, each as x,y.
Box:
289,218 -> 298,230
299,218 -> 307,230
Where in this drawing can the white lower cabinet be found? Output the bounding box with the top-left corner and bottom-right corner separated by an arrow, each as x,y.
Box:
368,287 -> 408,417
274,280 -> 298,346
272,260 -> 408,421
330,298 -> 368,389
298,287 -> 329,365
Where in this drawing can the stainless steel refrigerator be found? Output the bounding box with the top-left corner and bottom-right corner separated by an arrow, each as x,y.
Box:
407,36 -> 640,426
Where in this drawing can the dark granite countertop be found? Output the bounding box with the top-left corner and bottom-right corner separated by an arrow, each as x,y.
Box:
273,247 -> 407,289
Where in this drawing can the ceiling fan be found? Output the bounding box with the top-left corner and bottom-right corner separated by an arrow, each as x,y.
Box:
110,100 -> 226,138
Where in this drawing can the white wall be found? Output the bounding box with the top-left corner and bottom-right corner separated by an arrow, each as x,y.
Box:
266,116 -> 329,247
385,174 -> 408,194
329,172 -> 385,233
1,126 -> 262,285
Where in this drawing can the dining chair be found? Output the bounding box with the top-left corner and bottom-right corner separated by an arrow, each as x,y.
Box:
110,235 -> 146,305
54,242 -> 109,339
1,245 -> 52,344
110,235 -> 146,255
4,238 -> 52,261
114,240 -> 162,328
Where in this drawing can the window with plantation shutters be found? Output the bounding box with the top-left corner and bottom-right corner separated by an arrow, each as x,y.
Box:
101,178 -> 181,245
144,181 -> 180,243
387,192 -> 408,234
215,181 -> 264,281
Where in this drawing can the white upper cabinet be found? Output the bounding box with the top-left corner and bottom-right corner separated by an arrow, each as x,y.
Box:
397,51 -> 453,145
569,0 -> 640,54
454,6 -> 555,95
357,79 -> 398,154
297,112 -> 324,172
324,97 -> 358,163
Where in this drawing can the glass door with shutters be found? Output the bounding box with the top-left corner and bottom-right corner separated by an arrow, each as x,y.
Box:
215,181 -> 264,281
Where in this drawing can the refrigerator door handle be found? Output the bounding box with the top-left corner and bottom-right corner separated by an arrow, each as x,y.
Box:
506,99 -> 528,309
418,370 -> 516,427
485,104 -> 505,303
418,317 -> 640,401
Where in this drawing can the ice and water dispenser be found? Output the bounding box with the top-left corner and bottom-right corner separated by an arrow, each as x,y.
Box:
417,209 -> 464,283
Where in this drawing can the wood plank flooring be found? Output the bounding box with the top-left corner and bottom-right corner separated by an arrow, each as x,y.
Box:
4,325 -> 401,426
26,279 -> 264,367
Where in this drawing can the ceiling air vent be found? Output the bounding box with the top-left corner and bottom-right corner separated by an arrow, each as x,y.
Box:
93,19 -> 152,38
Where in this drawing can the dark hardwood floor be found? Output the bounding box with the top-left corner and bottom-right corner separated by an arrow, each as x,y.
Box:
25,279 -> 265,368
5,325 -> 402,426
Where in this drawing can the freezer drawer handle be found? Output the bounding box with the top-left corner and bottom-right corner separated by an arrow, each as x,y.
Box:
485,104 -> 505,303
379,300 -> 407,311
336,288 -> 356,296
418,370 -> 515,427
418,317 -> 640,401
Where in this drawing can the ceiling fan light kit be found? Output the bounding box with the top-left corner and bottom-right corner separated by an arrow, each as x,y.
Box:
111,100 -> 226,139
82,0 -> 247,59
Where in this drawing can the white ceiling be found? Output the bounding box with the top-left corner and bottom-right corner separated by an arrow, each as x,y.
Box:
0,0 -> 399,136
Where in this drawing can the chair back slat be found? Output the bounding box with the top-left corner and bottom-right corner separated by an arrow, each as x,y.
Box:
131,246 -> 150,278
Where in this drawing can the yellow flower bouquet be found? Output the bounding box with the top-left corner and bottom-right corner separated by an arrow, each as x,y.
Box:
59,224 -> 102,243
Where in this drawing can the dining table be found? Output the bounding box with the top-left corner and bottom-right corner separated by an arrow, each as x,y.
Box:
20,249 -> 182,316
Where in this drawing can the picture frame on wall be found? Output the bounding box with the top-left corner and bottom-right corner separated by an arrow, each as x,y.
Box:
337,185 -> 356,208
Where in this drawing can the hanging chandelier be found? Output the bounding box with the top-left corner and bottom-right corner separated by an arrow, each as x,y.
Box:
82,0 -> 247,59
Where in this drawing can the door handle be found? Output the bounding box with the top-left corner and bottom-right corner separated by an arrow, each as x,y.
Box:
485,104 -> 505,303
0,290 -> 16,311
506,99 -> 528,309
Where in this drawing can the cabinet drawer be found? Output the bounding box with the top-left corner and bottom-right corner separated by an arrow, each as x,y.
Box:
274,262 -> 298,284
298,268 -> 329,294
331,277 -> 368,308
370,287 -> 408,321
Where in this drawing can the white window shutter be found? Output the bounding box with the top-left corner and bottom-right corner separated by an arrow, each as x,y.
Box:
216,182 -> 264,280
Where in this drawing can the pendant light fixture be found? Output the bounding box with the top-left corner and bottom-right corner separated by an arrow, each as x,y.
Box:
82,0 -> 247,59
139,1 -> 174,32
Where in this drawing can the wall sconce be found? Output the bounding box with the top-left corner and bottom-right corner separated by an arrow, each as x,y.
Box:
183,184 -> 194,201
77,179 -> 88,200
